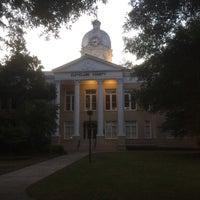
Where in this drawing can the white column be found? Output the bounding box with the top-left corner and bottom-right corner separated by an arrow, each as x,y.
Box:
118,79 -> 125,136
55,81 -> 60,136
97,80 -> 104,136
74,80 -> 80,136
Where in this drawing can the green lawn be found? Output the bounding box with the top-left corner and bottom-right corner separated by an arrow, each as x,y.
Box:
0,154 -> 58,175
27,151 -> 200,200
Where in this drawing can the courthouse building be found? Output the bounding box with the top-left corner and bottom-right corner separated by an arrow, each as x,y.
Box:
46,20 -> 197,151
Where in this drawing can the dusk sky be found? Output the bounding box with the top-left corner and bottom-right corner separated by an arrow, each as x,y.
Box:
24,0 -> 141,71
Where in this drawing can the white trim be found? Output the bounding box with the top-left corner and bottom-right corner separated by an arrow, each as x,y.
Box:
97,80 -> 104,136
74,80 -> 80,136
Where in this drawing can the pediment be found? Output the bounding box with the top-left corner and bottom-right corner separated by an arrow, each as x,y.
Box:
53,54 -> 123,73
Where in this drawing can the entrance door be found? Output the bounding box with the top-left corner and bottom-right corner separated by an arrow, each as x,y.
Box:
83,121 -> 97,145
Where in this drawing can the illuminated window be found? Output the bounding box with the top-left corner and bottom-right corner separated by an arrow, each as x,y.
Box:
105,121 -> 117,139
144,120 -> 152,139
64,121 -> 73,140
65,91 -> 74,111
105,89 -> 117,110
125,121 -> 137,138
124,89 -> 136,110
85,89 -> 96,111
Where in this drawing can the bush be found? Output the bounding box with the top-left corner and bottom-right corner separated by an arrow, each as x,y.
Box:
48,145 -> 67,155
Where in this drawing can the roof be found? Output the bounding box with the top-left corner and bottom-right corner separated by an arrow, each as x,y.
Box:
52,54 -> 123,73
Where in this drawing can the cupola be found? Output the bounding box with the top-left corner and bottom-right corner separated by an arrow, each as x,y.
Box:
81,20 -> 113,62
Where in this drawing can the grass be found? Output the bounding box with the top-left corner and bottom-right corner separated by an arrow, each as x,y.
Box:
0,153 -> 58,175
27,151 -> 200,200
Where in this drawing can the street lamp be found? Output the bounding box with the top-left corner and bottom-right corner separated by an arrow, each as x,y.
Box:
87,110 -> 93,163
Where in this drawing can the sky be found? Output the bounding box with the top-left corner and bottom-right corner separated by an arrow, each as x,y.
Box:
24,0 -> 139,71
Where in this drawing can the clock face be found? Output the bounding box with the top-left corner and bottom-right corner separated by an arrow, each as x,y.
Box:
90,37 -> 100,46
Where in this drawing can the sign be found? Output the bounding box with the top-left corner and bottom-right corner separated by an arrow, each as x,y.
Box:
70,72 -> 106,77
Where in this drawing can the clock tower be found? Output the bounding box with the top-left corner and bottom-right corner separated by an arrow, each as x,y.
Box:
81,20 -> 113,62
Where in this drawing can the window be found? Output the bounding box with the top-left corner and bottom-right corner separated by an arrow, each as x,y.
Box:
10,98 -> 16,110
165,131 -> 175,139
65,91 -> 74,111
105,89 -> 117,110
0,98 -> 7,110
105,121 -> 117,139
64,122 -> 74,139
144,120 -> 152,139
0,98 -> 16,111
124,89 -> 136,110
85,89 -> 96,110
125,121 -> 137,139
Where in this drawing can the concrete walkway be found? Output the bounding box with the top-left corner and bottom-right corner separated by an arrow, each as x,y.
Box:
0,152 -> 88,200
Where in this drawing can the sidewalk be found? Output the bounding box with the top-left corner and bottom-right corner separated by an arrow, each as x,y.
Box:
0,152 -> 87,200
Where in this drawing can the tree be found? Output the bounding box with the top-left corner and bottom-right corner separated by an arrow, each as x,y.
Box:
124,0 -> 200,59
124,1 -> 200,136
0,0 -> 107,38
0,0 -> 107,63
0,42 -> 57,154
132,21 -> 200,136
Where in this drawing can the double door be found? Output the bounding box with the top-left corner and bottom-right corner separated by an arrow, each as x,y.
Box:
83,121 -> 97,143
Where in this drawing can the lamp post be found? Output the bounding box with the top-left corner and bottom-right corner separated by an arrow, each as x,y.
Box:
87,110 -> 93,163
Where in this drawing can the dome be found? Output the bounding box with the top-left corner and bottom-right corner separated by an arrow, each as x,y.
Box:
81,20 -> 111,49
81,20 -> 113,62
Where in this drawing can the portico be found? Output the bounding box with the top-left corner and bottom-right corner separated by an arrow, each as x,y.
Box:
53,54 -> 125,144
75,79 -> 124,137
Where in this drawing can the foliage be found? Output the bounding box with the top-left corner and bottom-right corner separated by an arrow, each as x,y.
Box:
48,145 -> 66,155
124,1 -> 200,136
0,0 -> 107,38
0,0 -> 107,62
0,44 -> 57,154
133,21 -> 200,136
124,0 -> 200,59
